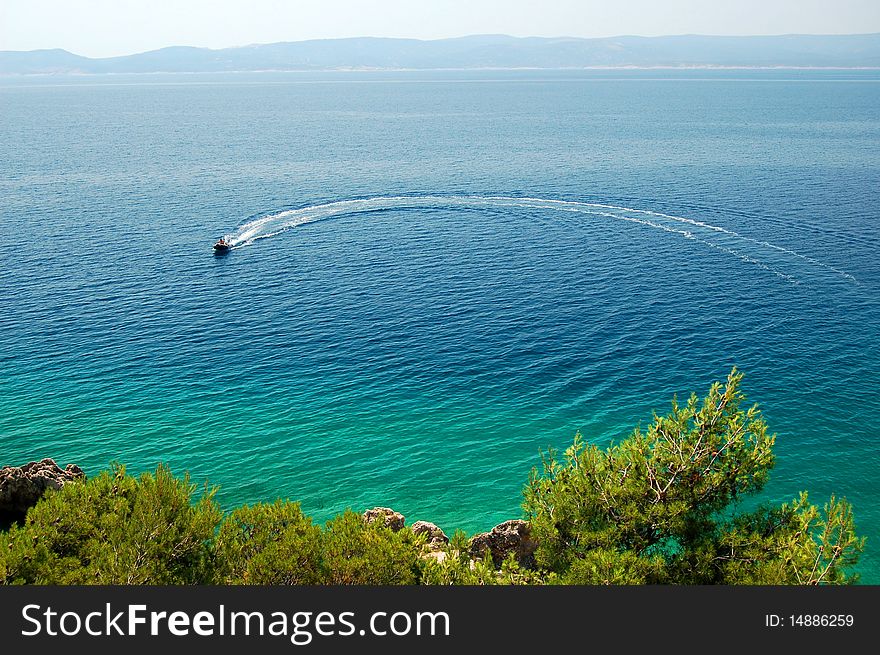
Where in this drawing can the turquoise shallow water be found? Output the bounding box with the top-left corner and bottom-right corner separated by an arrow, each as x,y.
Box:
1,69 -> 879,579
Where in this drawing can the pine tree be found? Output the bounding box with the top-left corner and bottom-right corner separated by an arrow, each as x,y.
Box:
523,369 -> 865,584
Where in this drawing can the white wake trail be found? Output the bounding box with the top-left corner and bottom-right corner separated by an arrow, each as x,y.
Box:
607,204 -> 856,282
223,195 -> 855,285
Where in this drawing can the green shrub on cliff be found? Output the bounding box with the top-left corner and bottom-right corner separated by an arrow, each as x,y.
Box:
0,464 -> 220,584
214,505 -> 424,584
214,500 -> 323,584
523,369 -> 865,584
320,510 -> 424,584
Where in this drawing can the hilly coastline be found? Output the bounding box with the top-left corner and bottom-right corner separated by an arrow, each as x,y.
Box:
2,33 -> 880,74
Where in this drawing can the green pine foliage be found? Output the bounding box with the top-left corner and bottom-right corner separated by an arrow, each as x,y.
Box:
0,464 -> 221,584
214,500 -> 323,584
523,369 -> 865,584
320,510 -> 424,584
214,504 -> 423,584
707,492 -> 864,584
0,369 -> 865,585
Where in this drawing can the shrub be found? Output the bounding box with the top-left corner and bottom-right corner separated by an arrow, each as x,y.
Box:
320,510 -> 424,584
214,500 -> 323,584
0,464 -> 220,584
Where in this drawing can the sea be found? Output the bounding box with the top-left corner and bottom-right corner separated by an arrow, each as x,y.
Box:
1,69 -> 878,580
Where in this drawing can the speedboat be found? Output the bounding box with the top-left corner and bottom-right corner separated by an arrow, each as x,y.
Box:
213,239 -> 230,254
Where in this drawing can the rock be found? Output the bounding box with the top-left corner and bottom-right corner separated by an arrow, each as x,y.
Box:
469,532 -> 492,558
468,519 -> 537,568
0,458 -> 85,517
411,520 -> 449,549
363,507 -> 405,531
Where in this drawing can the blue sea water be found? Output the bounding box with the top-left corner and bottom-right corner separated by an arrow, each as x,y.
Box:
1,69 -> 879,579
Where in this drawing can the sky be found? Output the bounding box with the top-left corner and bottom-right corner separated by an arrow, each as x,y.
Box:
2,0 -> 879,58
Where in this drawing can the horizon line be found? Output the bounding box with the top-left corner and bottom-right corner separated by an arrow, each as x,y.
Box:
5,31 -> 880,60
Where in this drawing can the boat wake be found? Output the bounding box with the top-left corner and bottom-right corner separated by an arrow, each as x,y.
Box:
223,195 -> 856,285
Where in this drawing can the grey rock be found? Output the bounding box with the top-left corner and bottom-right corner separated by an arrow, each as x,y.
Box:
363,507 -> 405,531
411,520 -> 449,549
468,519 -> 537,568
0,458 -> 85,516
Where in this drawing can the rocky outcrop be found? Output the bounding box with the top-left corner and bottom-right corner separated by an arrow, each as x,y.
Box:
362,507 -> 405,532
469,519 -> 537,568
0,458 -> 85,518
411,520 -> 449,548
359,510 -> 537,569
412,520 -> 450,564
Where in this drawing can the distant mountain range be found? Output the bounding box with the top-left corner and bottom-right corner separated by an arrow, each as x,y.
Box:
3,34 -> 880,74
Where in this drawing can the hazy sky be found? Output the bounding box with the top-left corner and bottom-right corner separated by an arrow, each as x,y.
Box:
2,0 -> 879,58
